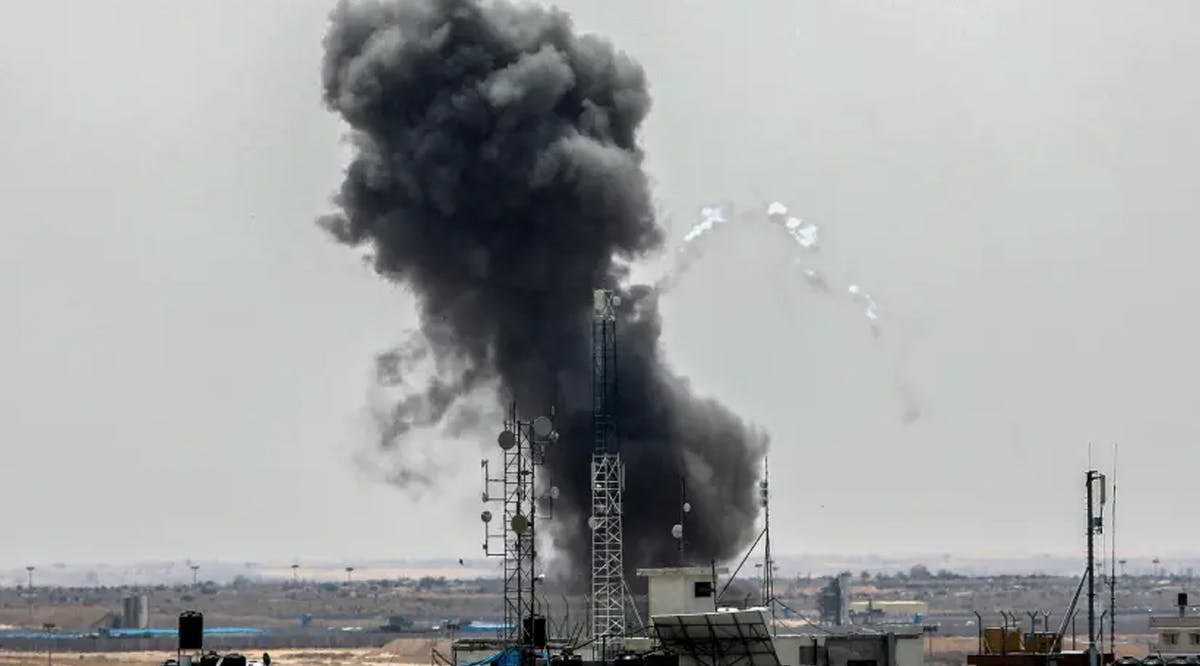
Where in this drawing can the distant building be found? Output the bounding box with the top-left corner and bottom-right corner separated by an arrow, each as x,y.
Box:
849,600 -> 928,624
121,595 -> 149,630
818,574 -> 852,626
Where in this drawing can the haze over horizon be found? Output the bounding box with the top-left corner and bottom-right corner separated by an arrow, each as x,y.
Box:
2,1 -> 1199,569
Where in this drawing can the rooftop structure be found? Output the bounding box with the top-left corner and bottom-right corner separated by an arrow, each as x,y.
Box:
638,567 -> 727,619
1150,593 -> 1200,656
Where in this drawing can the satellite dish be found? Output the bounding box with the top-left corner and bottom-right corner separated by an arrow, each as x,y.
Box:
532,416 -> 553,440
511,513 -> 529,534
549,430 -> 560,443
682,502 -> 691,513
587,516 -> 598,530
481,510 -> 492,523
498,431 -> 516,451
549,486 -> 560,500
671,524 -> 683,540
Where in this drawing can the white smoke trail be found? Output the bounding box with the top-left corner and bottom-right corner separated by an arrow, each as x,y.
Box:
659,199 -> 922,422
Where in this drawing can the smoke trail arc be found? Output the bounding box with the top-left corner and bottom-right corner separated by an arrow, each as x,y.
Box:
319,0 -> 766,581
660,200 -> 923,423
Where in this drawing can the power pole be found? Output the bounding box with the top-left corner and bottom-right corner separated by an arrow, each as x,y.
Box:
26,566 -> 35,624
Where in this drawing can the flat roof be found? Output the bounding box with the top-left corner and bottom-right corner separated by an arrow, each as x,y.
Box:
638,567 -> 729,577
1150,616 -> 1200,628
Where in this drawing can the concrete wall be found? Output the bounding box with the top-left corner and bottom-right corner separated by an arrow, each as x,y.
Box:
893,634 -> 923,666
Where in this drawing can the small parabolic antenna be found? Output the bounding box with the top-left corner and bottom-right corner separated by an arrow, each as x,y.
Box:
481,510 -> 493,523
587,516 -> 598,530
549,486 -> 560,500
511,513 -> 530,534
671,524 -> 683,539
682,502 -> 692,513
498,431 -> 516,451
532,416 -> 554,440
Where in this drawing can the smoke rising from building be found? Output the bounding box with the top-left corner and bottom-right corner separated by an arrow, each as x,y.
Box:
319,0 -> 766,575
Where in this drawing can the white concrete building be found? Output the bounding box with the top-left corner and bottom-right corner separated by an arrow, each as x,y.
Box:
638,568 -> 727,619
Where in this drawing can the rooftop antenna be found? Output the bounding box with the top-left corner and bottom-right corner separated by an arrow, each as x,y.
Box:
1110,444 -> 1118,656
672,475 -> 690,566
590,289 -> 626,648
761,457 -> 776,634
1086,468 -> 1107,666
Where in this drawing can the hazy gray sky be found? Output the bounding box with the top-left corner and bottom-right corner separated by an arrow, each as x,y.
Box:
2,0 -> 1198,569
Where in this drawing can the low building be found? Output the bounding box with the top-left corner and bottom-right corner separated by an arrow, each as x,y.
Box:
637,567 -> 726,619
1150,593 -> 1200,656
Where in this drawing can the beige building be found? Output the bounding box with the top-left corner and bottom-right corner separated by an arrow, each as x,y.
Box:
1151,615 -> 1200,655
1150,593 -> 1200,656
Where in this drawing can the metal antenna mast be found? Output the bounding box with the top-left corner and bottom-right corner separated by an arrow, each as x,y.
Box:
761,457 -> 775,634
590,289 -> 626,644
1085,469 -> 1106,666
482,403 -> 558,648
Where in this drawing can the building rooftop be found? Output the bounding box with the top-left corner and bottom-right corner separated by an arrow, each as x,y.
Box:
637,567 -> 729,577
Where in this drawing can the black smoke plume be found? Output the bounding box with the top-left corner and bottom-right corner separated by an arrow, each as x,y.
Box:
320,0 -> 766,576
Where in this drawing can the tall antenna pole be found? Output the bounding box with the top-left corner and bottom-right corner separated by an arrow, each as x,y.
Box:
1110,446 -> 1118,655
1086,469 -> 1106,666
761,457 -> 774,634
482,404 -> 555,650
1086,470 -> 1095,657
590,289 -> 626,646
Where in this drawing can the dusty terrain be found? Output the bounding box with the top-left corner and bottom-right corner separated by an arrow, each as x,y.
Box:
0,638 -> 446,665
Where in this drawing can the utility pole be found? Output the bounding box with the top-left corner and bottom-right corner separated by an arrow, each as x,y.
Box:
190,565 -> 200,587
26,566 -> 35,624
42,623 -> 55,666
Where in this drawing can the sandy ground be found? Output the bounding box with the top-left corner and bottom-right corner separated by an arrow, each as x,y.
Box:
0,635 -> 1162,665
0,638 -> 449,665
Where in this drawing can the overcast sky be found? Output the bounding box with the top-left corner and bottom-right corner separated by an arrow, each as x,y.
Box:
2,0 -> 1198,570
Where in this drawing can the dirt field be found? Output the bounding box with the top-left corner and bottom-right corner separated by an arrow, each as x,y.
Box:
0,638 -> 449,665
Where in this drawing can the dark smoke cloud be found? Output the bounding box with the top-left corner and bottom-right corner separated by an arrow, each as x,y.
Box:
320,0 -> 766,576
